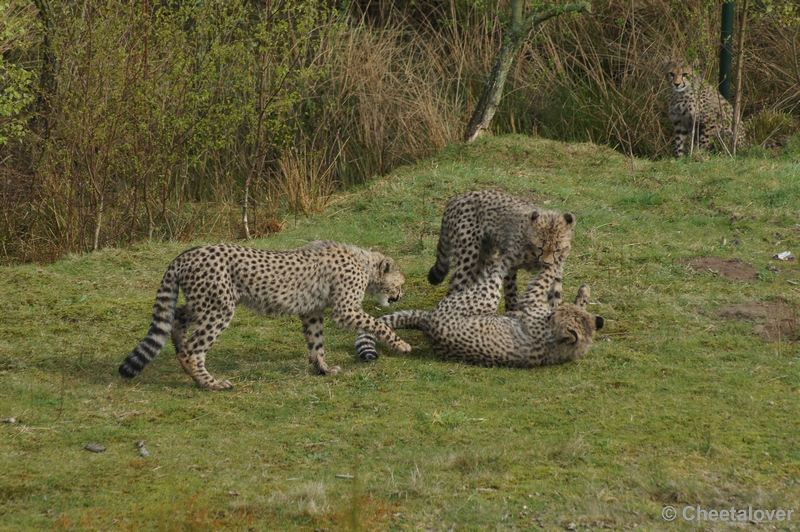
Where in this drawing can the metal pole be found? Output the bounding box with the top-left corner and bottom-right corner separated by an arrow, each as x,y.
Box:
719,0 -> 734,100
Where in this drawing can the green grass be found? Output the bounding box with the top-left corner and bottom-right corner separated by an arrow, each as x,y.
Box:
2,135 -> 799,530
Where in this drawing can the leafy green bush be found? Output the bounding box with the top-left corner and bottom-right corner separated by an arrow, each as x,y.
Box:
1,0 -> 800,263
0,0 -> 39,145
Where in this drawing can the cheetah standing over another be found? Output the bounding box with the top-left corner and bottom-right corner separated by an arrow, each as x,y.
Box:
356,255 -> 604,367
119,241 -> 411,390
665,60 -> 744,157
428,190 -> 575,312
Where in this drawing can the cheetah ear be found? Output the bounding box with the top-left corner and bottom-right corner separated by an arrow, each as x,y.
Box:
566,329 -> 579,343
574,284 -> 590,307
595,315 -> 605,330
380,258 -> 393,274
530,211 -> 540,222
563,212 -> 575,226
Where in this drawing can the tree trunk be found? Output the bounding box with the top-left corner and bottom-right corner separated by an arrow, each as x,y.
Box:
464,1 -> 591,143
33,0 -> 57,137
732,0 -> 749,155
464,33 -> 526,143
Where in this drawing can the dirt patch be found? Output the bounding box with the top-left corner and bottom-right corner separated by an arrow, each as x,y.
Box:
718,299 -> 799,342
686,257 -> 758,282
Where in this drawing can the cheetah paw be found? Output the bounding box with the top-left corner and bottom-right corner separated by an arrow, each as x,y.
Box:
205,379 -> 233,391
394,340 -> 412,354
315,364 -> 342,375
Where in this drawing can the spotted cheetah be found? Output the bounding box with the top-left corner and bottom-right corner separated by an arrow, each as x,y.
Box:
356,256 -> 604,367
427,190 -> 574,312
118,241 -> 411,390
665,60 -> 744,157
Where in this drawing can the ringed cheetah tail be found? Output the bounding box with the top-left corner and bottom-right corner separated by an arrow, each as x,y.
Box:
427,222 -> 453,285
118,262 -> 180,379
356,309 -> 427,361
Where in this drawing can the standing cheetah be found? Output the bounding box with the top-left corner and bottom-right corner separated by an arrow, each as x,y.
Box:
119,241 -> 411,390
665,60 -> 744,157
356,255 -> 604,367
428,190 -> 575,312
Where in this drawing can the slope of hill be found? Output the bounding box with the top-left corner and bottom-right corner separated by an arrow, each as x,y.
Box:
1,135 -> 798,529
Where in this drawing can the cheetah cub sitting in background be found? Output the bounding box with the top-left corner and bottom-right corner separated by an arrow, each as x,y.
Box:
356,255 -> 604,367
427,190 -> 575,312
119,240 -> 411,390
665,60 -> 744,157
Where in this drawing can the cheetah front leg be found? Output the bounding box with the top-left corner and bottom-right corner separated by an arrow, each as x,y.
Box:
547,267 -> 564,308
697,123 -> 713,152
331,306 -> 411,355
301,312 -> 340,375
673,123 -> 690,158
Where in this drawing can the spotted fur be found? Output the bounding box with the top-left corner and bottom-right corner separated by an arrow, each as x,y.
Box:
665,61 -> 744,157
356,256 -> 603,367
427,190 -> 575,312
119,241 -> 410,390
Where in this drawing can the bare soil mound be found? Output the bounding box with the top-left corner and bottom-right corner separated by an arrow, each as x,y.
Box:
686,257 -> 758,282
718,299 -> 798,342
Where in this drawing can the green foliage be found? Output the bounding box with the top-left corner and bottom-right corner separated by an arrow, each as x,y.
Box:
0,0 -> 39,144
2,0 -> 800,263
2,136 -> 800,528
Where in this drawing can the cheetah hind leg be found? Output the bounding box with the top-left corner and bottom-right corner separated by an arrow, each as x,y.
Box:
503,267 -> 520,312
573,284 -> 591,307
301,312 -> 340,375
171,305 -> 191,358
175,304 -> 235,390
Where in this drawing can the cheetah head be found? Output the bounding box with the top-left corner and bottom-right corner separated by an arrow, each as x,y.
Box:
664,61 -> 694,93
548,285 -> 604,361
528,210 -> 575,267
369,257 -> 406,307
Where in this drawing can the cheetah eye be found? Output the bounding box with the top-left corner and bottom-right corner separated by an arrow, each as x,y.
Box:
667,73 -> 674,80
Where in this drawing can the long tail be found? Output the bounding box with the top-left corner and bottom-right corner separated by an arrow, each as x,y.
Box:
118,262 -> 180,379
427,221 -> 452,285
356,310 -> 428,361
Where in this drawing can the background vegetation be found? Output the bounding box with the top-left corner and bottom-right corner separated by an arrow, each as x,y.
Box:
1,0 -> 799,263
2,135 -> 799,529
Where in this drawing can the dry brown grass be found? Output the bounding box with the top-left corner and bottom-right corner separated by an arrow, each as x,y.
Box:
2,0 -> 799,263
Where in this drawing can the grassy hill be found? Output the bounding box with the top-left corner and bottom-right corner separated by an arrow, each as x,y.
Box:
1,135 -> 799,530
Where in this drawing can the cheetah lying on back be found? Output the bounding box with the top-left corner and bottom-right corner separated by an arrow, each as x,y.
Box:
665,60 -> 744,157
428,190 -> 575,312
119,240 -> 411,390
356,255 -> 604,367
